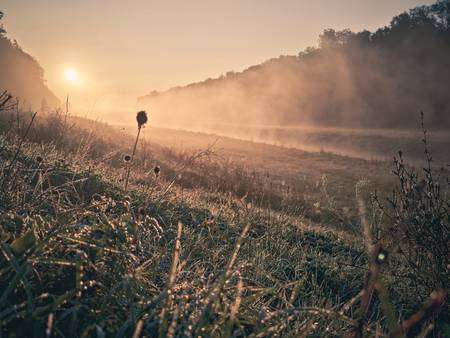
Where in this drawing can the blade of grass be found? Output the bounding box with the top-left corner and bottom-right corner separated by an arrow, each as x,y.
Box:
0,242 -> 34,314
193,223 -> 250,335
159,221 -> 182,338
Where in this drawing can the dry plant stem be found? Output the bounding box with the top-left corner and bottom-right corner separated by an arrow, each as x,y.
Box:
0,91 -> 12,110
124,126 -> 142,191
6,111 -> 37,171
166,306 -> 179,338
375,281 -> 405,338
159,221 -> 182,338
131,319 -> 144,338
224,272 -> 243,337
1,111 -> 37,192
402,289 -> 446,335
159,140 -> 217,198
65,94 -> 69,125
346,197 -> 380,338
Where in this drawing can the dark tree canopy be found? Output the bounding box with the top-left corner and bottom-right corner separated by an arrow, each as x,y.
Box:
0,11 -> 59,109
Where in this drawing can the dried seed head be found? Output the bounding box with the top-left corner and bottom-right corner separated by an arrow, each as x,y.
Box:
36,156 -> 43,163
91,194 -> 103,203
153,165 -> 161,176
124,155 -> 131,162
136,110 -> 148,128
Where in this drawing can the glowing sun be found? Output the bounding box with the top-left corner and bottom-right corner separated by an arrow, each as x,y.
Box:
64,68 -> 78,82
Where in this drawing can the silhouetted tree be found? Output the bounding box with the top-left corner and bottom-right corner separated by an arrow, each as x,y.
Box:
0,10 -> 59,109
0,11 -> 6,38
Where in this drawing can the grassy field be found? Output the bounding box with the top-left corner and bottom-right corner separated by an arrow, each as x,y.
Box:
122,125 -> 429,227
0,111 -> 448,337
139,123 -> 450,164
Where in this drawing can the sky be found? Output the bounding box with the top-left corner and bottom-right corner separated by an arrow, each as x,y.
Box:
1,0 -> 435,116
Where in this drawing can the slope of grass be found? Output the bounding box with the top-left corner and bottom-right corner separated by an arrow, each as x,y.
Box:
0,112 -> 447,337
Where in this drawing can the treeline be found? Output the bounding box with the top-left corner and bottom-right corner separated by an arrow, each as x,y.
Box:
0,11 -> 59,110
139,0 -> 450,129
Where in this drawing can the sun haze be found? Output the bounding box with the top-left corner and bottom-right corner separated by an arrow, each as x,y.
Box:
64,68 -> 78,83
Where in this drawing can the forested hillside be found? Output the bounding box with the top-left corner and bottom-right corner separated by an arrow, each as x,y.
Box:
139,1 -> 450,129
0,11 -> 59,110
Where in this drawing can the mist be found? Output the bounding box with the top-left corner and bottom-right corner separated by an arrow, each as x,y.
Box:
139,2 -> 450,136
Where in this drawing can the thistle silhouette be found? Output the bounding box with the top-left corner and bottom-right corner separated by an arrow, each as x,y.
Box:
124,110 -> 148,191
153,165 -> 161,177
136,110 -> 148,128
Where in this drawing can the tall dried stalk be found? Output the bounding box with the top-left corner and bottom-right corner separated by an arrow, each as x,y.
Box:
124,111 -> 147,191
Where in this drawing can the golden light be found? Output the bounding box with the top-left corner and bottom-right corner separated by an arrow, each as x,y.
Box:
64,68 -> 78,82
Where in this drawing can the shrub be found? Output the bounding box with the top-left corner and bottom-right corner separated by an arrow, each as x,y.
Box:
384,116 -> 449,291
371,114 -> 449,334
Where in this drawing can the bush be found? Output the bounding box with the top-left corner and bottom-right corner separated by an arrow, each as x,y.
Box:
385,116 -> 449,292
371,115 -> 449,335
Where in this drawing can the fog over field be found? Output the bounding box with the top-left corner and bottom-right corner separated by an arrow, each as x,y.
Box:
139,8 -> 450,131
134,2 -> 450,164
0,1 -> 449,337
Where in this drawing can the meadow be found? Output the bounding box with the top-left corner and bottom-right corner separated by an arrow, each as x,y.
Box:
0,107 -> 448,337
180,124 -> 450,163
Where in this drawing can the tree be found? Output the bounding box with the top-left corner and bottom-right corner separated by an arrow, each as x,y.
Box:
0,11 -> 60,109
431,0 -> 450,29
0,11 -> 6,36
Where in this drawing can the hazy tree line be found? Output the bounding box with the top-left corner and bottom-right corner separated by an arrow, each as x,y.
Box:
0,11 -> 59,110
139,0 -> 450,130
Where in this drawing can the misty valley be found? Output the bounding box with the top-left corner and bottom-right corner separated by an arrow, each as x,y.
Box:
149,123 -> 450,163
0,1 -> 449,338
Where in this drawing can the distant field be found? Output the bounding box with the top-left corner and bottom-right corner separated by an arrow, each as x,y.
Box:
114,122 -> 446,182
114,119 -> 450,162
163,124 -> 450,164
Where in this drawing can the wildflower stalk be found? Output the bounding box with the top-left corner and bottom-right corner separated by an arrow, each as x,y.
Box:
124,127 -> 141,191
124,111 -> 147,191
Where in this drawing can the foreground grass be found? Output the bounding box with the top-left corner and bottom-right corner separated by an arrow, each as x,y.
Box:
0,115 -> 447,337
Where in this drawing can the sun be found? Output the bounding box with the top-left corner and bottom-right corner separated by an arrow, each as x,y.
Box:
64,68 -> 78,82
